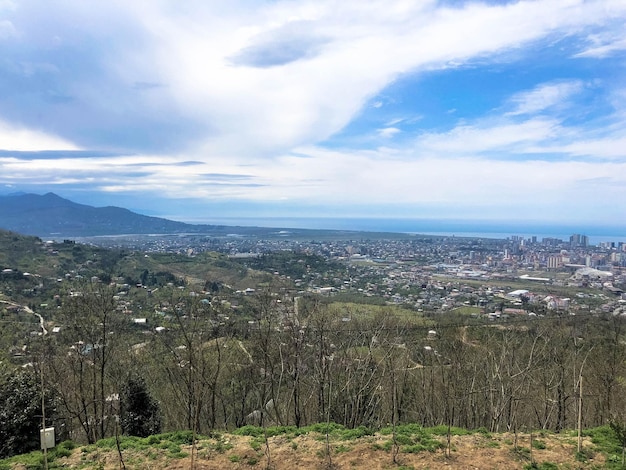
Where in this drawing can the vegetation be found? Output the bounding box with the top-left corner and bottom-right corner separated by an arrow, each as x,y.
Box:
0,426 -> 622,469
119,375 -> 162,438
0,370 -> 55,458
1,229 -> 626,469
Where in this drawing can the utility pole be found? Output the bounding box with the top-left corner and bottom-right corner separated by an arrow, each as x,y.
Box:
577,374 -> 583,454
41,359 -> 48,470
1,300 -> 51,468
31,306 -> 49,470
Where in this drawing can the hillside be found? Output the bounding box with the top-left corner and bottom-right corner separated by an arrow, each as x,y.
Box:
1,425 -> 620,470
0,192 -> 196,237
0,228 -> 271,295
0,192 -> 416,240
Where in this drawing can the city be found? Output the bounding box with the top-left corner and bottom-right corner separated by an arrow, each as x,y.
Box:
74,230 -> 626,319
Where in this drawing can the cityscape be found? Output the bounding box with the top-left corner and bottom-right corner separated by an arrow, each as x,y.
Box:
76,229 -> 626,317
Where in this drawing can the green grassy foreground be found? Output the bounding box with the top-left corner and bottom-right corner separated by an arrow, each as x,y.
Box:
1,424 -> 624,470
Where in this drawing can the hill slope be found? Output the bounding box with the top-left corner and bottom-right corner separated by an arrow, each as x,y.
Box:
0,192 -> 399,240
0,192 -> 195,237
1,426 -> 614,470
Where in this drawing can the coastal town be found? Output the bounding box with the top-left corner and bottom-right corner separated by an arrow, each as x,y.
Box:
72,231 -> 626,320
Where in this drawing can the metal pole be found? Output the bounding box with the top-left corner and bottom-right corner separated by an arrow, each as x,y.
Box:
577,374 -> 583,454
41,361 -> 48,470
33,306 -> 49,470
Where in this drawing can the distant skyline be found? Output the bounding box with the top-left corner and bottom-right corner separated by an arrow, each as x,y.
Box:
1,0 -> 626,227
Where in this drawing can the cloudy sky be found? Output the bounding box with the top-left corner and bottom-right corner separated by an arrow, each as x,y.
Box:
1,0 -> 626,230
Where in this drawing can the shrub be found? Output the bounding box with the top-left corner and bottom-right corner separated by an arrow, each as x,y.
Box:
119,376 -> 162,438
0,371 -> 56,458
532,439 -> 547,450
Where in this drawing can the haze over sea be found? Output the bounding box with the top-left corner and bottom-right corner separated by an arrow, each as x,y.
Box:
190,217 -> 626,246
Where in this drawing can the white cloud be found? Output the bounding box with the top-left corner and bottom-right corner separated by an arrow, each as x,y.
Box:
576,37 -> 626,58
1,0 -> 626,224
506,81 -> 583,116
101,0 -> 626,156
3,134 -> 625,223
236,146 -> 626,222
532,136 -> 626,160
0,120 -> 79,151
377,127 -> 401,138
575,26 -> 626,58
415,118 -> 561,155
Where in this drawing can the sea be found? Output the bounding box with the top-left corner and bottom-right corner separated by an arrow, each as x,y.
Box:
189,217 -> 626,246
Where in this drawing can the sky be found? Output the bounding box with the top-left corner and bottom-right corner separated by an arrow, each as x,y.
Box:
1,0 -> 626,230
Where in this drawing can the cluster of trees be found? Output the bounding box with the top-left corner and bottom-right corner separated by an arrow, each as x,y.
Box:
2,282 -> 626,457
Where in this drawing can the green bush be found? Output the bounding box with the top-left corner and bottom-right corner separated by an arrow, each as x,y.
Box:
58,440 -> 76,451
584,425 -> 621,453
0,371 -> 56,459
402,441 -> 444,453
532,439 -> 547,450
523,462 -> 558,470
51,447 -> 71,459
429,425 -> 470,436
575,447 -> 595,462
164,430 -> 197,445
234,426 -> 265,438
305,422 -> 345,434
393,434 -> 414,446
250,438 -> 263,452
380,424 -> 423,435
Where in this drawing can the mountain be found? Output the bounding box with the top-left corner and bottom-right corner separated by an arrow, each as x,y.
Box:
0,192 -> 413,239
0,192 -> 198,237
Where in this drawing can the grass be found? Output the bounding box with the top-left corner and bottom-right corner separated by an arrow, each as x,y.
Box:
581,425 -> 624,468
250,438 -> 263,452
376,424 -> 450,454
0,431 -> 215,470
326,302 -> 434,326
233,423 -> 374,441
0,440 -> 78,470
532,439 -> 547,450
523,462 -> 559,470
334,444 -> 352,454
451,306 -> 483,315
1,424 -> 622,469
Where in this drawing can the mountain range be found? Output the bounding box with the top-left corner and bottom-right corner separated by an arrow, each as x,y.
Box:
0,192 -> 401,240
0,192 -> 225,237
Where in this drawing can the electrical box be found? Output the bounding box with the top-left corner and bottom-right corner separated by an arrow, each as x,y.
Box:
40,427 -> 55,450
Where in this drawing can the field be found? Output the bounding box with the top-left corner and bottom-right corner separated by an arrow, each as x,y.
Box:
2,425 -> 623,470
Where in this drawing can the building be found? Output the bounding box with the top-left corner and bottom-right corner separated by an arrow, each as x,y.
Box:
570,233 -> 589,248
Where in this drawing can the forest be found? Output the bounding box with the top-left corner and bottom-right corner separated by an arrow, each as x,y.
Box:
0,228 -> 625,462
3,281 -> 625,459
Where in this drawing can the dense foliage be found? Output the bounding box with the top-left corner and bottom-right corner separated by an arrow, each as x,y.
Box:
120,375 -> 162,438
0,371 -> 55,458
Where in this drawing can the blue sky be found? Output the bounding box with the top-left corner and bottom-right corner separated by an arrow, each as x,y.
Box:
1,0 -> 626,228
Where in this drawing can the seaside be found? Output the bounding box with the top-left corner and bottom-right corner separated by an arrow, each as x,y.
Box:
189,217 -> 626,246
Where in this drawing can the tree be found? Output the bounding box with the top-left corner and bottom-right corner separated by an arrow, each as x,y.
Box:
48,282 -> 126,443
120,375 -> 161,437
609,418 -> 626,467
0,370 -> 55,458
